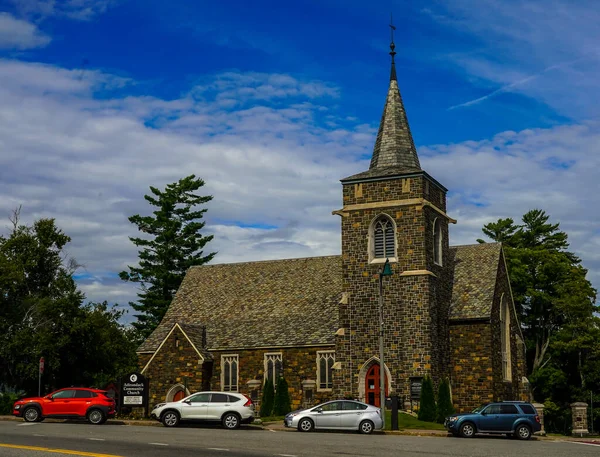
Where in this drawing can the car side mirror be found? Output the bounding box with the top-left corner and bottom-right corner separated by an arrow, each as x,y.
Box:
315,407 -> 322,413
183,400 -> 192,405
46,396 -> 54,401
480,411 -> 486,416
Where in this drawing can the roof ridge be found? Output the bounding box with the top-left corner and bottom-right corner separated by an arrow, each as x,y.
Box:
450,242 -> 502,248
189,254 -> 341,268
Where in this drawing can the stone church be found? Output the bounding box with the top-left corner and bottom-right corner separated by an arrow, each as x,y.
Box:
137,43 -> 528,414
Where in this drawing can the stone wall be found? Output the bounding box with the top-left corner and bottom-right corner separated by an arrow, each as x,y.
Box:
336,172 -> 451,403
449,321 -> 494,412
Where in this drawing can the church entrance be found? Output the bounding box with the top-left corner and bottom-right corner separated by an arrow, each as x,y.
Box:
365,364 -> 388,407
173,390 -> 185,401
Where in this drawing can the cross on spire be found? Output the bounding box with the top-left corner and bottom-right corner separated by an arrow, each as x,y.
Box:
389,13 -> 397,80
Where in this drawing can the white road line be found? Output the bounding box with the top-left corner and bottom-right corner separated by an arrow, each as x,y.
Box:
568,442 -> 600,447
207,448 -> 230,451
149,442 -> 169,446
88,438 -> 105,441
275,454 -> 298,457
17,423 -> 36,426
268,429 -> 277,432
33,434 -> 45,437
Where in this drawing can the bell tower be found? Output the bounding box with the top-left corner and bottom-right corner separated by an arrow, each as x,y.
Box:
333,26 -> 456,404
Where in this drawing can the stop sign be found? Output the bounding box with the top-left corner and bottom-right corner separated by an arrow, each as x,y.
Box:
39,357 -> 44,374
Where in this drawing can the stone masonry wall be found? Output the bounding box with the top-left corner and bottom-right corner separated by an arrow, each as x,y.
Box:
335,173 -> 451,404
141,327 -> 209,407
449,322 -> 494,412
210,346 -> 336,411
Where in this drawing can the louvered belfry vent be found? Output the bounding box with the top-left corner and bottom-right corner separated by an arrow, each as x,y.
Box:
373,217 -> 395,259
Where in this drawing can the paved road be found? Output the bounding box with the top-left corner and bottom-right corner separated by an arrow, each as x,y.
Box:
0,420 -> 598,457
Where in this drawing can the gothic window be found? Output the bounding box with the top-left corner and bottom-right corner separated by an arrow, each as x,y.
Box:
499,295 -> 512,381
221,354 -> 239,392
317,351 -> 335,390
433,218 -> 442,266
264,353 -> 283,384
372,215 -> 396,260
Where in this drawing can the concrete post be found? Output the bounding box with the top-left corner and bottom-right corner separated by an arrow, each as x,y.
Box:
532,403 -> 546,436
571,402 -> 589,437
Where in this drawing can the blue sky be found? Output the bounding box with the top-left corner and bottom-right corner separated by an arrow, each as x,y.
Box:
0,0 -> 599,317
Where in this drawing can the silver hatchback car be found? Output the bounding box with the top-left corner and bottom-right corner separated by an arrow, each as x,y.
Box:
284,400 -> 383,434
151,391 -> 255,429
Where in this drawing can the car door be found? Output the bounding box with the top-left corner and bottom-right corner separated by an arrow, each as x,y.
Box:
498,404 -> 519,431
206,393 -> 230,420
180,393 -> 210,420
45,389 -> 76,416
338,401 -> 368,429
72,390 -> 94,416
315,401 -> 343,429
477,404 -> 502,431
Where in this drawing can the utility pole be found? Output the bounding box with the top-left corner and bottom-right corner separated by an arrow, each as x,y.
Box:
378,259 -> 393,429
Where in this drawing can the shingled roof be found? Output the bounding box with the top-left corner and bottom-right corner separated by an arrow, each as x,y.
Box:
449,243 -> 503,320
138,256 -> 342,353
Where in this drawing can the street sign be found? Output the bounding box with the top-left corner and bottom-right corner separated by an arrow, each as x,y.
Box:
39,357 -> 45,374
120,372 -> 148,408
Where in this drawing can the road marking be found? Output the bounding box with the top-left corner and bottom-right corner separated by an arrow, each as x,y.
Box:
33,434 -> 46,437
207,448 -> 230,451
275,454 -> 298,457
268,429 -> 277,432
17,423 -> 37,426
88,438 -> 105,441
149,442 -> 169,446
0,443 -> 123,457
569,442 -> 600,447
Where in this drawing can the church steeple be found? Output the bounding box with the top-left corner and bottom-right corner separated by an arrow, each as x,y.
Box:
369,19 -> 420,172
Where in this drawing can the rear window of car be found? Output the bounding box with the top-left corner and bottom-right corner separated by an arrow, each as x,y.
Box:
74,390 -> 93,398
519,404 -> 536,414
342,401 -> 368,411
500,404 -> 519,414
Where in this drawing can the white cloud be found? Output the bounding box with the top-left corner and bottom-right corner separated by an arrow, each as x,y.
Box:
425,0 -> 600,118
0,12 -> 51,50
0,58 -> 597,312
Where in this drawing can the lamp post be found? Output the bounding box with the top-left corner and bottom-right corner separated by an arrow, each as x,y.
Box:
378,258 -> 393,429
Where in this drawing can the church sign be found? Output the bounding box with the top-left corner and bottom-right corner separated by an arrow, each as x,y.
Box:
410,377 -> 423,401
120,372 -> 148,407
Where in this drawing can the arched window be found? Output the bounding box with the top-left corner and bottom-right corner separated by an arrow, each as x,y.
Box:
372,215 -> 395,260
433,218 -> 442,266
499,295 -> 512,381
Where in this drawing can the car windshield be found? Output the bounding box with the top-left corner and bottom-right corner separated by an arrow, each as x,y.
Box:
472,405 -> 486,413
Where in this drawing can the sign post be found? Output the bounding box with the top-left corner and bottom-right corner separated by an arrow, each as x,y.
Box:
120,373 -> 148,411
409,376 -> 423,412
38,357 -> 44,397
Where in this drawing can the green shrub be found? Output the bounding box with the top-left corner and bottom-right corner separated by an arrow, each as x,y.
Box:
436,378 -> 454,423
417,375 -> 437,422
273,377 -> 291,416
0,392 -> 21,415
260,378 -> 275,417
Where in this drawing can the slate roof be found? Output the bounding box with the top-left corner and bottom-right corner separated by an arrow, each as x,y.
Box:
138,245 -> 504,354
449,243 -> 502,320
138,256 -> 342,353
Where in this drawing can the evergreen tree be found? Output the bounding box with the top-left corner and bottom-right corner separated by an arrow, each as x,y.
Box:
435,378 -> 454,423
273,377 -> 292,416
260,378 -> 275,417
120,175 -> 216,337
417,376 -> 436,422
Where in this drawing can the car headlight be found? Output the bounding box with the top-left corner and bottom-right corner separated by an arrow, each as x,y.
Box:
448,416 -> 458,422
153,403 -> 166,410
14,405 -> 21,410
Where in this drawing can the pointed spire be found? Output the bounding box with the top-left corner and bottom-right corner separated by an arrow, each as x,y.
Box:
369,16 -> 420,171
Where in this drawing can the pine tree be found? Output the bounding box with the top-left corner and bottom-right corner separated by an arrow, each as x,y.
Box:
120,175 -> 216,337
417,376 -> 436,422
260,378 -> 275,417
273,377 -> 292,416
436,378 -> 454,423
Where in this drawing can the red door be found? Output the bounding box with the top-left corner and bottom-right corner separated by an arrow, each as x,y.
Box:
173,390 -> 185,402
365,365 -> 388,407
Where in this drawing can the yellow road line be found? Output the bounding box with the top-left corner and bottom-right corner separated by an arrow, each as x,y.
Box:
0,443 -> 124,457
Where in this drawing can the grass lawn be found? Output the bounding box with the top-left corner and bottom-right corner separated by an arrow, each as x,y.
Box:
384,411 -> 446,430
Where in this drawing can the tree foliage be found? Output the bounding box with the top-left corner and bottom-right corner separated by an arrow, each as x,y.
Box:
0,210 -> 138,395
120,175 -> 216,338
273,377 -> 292,416
436,378 -> 454,424
417,376 -> 436,422
260,378 -> 275,417
479,209 -> 599,433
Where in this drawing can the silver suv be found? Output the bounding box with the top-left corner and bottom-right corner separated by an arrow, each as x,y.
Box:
151,391 -> 255,429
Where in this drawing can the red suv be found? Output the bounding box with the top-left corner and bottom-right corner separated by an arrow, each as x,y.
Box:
13,387 -> 116,425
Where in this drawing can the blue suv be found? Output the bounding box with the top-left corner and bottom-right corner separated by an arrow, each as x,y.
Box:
444,401 -> 541,440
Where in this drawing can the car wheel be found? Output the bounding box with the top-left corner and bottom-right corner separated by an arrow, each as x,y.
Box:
359,420 -> 374,434
298,418 -> 314,432
459,422 -> 476,438
23,406 -> 41,423
222,412 -> 240,430
515,424 -> 531,440
87,409 -> 106,425
161,410 -> 180,427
